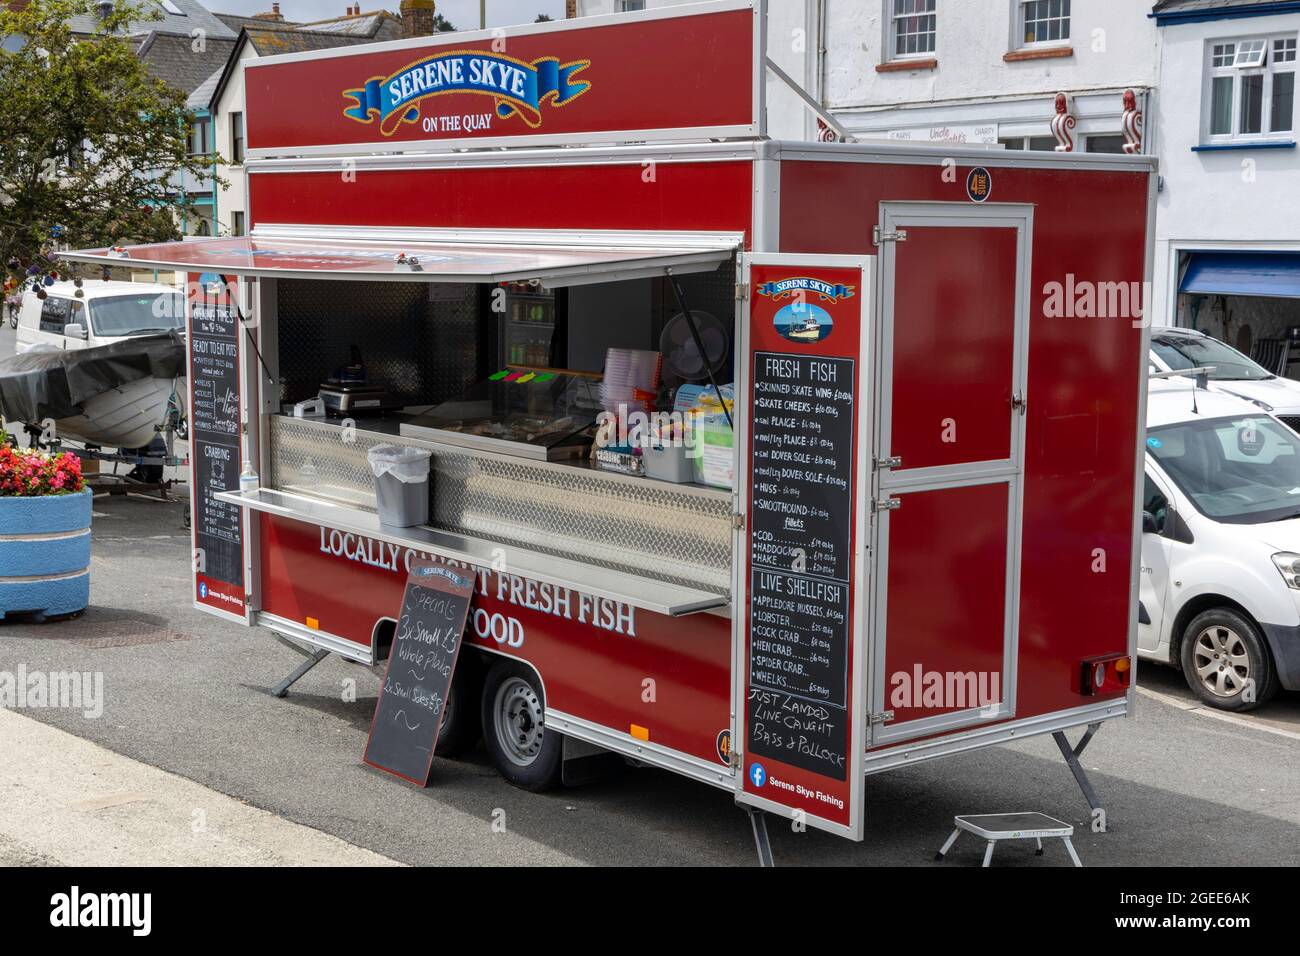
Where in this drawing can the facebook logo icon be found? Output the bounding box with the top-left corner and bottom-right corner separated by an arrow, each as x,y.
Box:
749,763 -> 767,788
199,582 -> 208,599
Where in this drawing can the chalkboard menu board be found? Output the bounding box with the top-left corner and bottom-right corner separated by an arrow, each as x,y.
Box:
747,352 -> 855,781
364,559 -> 475,785
189,275 -> 244,609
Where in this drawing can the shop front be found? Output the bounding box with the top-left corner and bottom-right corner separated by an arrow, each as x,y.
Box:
1176,249 -> 1300,380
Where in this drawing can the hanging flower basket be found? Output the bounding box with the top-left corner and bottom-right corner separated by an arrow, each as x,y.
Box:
0,436 -> 90,622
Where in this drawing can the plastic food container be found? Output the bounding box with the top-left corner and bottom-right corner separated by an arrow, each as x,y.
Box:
643,442 -> 694,483
367,444 -> 433,527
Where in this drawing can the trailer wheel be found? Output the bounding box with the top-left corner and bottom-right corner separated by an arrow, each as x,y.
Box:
1180,608 -> 1278,711
434,654 -> 482,758
481,659 -> 562,791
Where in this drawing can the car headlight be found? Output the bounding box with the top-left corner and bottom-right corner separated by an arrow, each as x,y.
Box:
1272,552 -> 1300,589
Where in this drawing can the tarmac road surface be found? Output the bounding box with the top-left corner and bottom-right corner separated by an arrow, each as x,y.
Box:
0,493 -> 1298,866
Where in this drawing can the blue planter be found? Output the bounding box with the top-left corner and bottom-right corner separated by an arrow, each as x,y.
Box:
0,489 -> 92,621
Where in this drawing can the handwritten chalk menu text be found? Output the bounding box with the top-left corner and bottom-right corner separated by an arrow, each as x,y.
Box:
364,559 -> 475,785
747,352 -> 855,781
750,354 -> 855,581
188,275 -> 244,609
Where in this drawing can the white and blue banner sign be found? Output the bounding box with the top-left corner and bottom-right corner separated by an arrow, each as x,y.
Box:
756,277 -> 856,303
343,51 -> 591,136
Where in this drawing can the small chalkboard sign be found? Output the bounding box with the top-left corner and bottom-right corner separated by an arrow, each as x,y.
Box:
363,558 -> 475,786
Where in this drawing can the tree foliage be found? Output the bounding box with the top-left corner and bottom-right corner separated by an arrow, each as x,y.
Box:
0,0 -> 218,280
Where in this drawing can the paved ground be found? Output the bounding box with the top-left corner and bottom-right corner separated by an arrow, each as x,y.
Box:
0,708 -> 401,866
1,492 -> 1299,866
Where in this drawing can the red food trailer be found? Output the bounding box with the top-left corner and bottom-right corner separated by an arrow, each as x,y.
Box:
61,0 -> 1154,853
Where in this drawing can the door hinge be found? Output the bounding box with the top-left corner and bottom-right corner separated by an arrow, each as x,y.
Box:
735,282 -> 750,301
874,456 -> 902,470
872,497 -> 901,512
1011,391 -> 1027,415
873,226 -> 908,246
728,747 -> 742,769
869,711 -> 895,726
731,512 -> 746,530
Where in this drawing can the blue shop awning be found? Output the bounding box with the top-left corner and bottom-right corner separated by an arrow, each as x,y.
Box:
1180,252 -> 1300,298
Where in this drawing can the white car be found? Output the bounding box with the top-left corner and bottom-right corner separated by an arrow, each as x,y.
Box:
1149,325 -> 1300,430
15,280 -> 183,353
1141,377 -> 1300,710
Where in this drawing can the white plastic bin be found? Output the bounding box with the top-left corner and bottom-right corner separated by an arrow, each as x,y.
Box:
367,444 -> 432,527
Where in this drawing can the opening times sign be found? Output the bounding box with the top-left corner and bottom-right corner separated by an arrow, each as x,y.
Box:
741,257 -> 869,840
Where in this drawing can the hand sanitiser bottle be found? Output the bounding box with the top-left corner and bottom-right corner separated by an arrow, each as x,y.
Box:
239,460 -> 259,494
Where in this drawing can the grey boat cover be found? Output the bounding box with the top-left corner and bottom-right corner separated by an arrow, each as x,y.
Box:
0,332 -> 184,423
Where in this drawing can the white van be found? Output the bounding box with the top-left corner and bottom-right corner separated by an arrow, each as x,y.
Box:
15,280 -> 183,354
1141,377 -> 1300,710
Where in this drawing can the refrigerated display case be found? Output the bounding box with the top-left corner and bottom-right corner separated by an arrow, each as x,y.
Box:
400,366 -> 601,461
500,283 -> 557,368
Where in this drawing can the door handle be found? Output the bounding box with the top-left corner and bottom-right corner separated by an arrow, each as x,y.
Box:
1010,391 -> 1027,415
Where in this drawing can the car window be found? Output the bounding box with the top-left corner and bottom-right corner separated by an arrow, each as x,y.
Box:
38,296 -> 83,335
86,292 -> 183,337
1215,417 -> 1294,465
1143,475 -> 1170,534
1147,415 -> 1300,523
1149,333 -> 1272,382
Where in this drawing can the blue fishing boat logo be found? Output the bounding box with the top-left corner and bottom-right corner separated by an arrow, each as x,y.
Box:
774,302 -> 834,344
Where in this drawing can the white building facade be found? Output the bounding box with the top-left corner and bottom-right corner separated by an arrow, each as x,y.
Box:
1151,0 -> 1300,358
819,1 -> 1157,152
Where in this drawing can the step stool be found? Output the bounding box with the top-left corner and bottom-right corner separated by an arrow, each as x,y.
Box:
934,812 -> 1083,867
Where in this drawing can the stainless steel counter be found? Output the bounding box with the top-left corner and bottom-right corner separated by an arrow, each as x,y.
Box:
264,414 -> 735,598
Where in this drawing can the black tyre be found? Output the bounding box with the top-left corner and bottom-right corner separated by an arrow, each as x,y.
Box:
480,658 -> 562,791
1180,608 -> 1279,711
434,653 -> 483,758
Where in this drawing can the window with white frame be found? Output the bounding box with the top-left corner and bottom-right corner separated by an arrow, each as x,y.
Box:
1205,35 -> 1296,142
1019,0 -> 1070,47
617,0 -> 645,11
889,0 -> 936,59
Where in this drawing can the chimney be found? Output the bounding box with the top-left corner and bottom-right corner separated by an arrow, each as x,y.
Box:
400,0 -> 435,37
565,0 -> 576,17
253,2 -> 284,20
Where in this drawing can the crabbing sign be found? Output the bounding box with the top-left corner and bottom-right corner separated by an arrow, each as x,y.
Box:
343,51 -> 592,136
243,0 -> 761,154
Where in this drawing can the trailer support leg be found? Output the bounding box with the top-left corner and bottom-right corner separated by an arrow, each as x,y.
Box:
745,807 -> 775,868
1053,722 -> 1103,813
271,646 -> 330,699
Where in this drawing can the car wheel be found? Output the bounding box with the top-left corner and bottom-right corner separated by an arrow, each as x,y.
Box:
1180,608 -> 1279,711
480,659 -> 562,791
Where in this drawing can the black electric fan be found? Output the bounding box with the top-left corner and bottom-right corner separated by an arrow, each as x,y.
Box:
659,309 -> 729,387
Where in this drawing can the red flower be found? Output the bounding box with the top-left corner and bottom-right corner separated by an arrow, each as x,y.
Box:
0,444 -> 85,497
